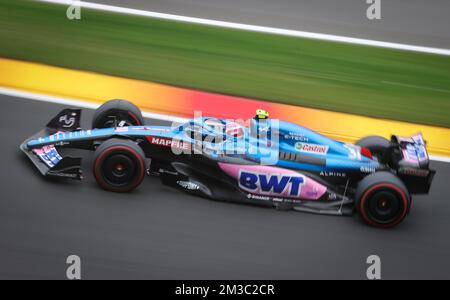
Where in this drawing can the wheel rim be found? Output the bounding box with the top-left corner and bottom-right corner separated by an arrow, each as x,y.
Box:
101,153 -> 139,187
365,188 -> 404,225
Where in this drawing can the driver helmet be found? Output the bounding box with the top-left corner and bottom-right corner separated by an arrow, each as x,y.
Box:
255,109 -> 269,120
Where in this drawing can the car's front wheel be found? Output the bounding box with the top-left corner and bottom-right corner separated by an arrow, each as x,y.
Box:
355,172 -> 411,228
92,99 -> 144,129
93,139 -> 146,193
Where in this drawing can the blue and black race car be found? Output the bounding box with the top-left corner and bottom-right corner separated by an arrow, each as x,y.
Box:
21,99 -> 435,228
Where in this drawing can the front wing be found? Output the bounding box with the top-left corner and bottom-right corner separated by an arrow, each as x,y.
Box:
20,129 -> 82,180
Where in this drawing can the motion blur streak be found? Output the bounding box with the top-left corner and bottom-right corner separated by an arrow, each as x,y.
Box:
3,1 -> 449,127
97,0 -> 450,49
38,0 -> 450,56
1,58 -> 450,157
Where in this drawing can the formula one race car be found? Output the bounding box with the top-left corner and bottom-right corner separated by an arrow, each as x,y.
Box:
21,99 -> 435,228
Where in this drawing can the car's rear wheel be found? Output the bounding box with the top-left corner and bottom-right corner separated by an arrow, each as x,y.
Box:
355,172 -> 410,228
93,139 -> 146,193
92,99 -> 144,129
356,135 -> 390,161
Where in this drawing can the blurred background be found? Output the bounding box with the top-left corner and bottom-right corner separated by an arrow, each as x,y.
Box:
0,0 -> 449,126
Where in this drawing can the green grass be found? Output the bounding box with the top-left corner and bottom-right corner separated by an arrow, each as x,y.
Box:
1,0 -> 450,127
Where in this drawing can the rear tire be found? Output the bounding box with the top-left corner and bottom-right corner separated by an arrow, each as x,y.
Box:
356,135 -> 390,161
355,172 -> 410,228
93,139 -> 146,193
92,99 -> 144,129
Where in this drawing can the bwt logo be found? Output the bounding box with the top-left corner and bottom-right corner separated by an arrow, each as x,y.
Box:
239,171 -> 304,197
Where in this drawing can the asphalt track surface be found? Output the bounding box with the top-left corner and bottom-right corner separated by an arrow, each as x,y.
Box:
98,0 -> 450,48
1,94 -> 450,279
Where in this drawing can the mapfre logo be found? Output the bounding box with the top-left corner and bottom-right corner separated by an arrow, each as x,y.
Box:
239,171 -> 304,197
295,142 -> 328,155
147,136 -> 190,150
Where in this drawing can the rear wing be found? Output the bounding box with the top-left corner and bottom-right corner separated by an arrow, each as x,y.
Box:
392,133 -> 429,169
391,133 -> 435,194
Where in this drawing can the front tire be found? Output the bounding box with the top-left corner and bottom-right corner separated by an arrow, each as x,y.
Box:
92,99 -> 144,129
355,172 -> 410,228
93,139 -> 146,193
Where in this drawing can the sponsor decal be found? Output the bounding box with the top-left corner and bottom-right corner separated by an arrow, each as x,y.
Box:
115,127 -> 129,133
411,134 -> 424,144
405,144 -> 417,159
246,193 -> 302,204
344,144 -> 362,161
284,132 -> 308,142
272,197 -> 302,204
399,168 -> 429,177
134,127 -> 170,132
360,166 -> 376,173
147,136 -> 191,151
118,120 -> 127,127
46,130 -> 92,143
320,171 -> 347,177
33,145 -> 62,168
48,131 -> 66,142
239,171 -> 304,197
177,181 -> 200,190
305,186 -> 321,198
295,142 -> 328,155
59,113 -> 77,128
327,193 -> 338,201
397,133 -> 428,163
149,127 -> 171,132
246,193 -> 270,201
405,143 -> 427,162
219,163 -> 327,200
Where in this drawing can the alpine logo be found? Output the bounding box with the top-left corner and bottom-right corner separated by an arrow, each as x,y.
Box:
147,136 -> 190,150
59,114 -> 76,128
239,171 -> 304,197
295,142 -> 328,155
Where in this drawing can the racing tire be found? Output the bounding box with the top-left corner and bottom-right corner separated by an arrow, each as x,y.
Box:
93,139 -> 146,193
92,99 -> 144,129
355,171 -> 411,228
355,136 -> 390,160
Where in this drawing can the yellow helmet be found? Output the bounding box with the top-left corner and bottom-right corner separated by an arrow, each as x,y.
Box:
255,109 -> 269,119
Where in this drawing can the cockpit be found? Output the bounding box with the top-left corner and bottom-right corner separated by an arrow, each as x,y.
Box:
180,118 -> 245,144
